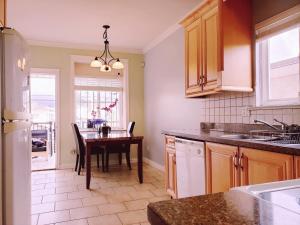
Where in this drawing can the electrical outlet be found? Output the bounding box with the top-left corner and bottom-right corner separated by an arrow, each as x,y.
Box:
241,106 -> 250,117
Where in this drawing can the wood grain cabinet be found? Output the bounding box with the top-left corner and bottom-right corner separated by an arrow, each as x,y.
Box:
165,136 -> 177,198
181,0 -> 253,97
205,142 -> 238,194
0,0 -> 5,26
206,143 -> 295,194
295,156 -> 300,178
239,148 -> 294,186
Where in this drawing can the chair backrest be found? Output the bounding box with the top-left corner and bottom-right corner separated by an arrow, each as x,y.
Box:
71,123 -> 85,155
127,121 -> 135,133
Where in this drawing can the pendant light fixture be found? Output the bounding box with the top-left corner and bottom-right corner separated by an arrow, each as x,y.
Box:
90,25 -> 124,74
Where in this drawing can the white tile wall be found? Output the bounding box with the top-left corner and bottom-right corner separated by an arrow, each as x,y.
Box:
203,92 -> 300,125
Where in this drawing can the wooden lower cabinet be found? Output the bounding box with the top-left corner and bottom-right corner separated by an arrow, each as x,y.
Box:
205,142 -> 238,194
240,148 -> 294,186
294,156 -> 300,178
166,137 -> 298,198
165,136 -> 177,198
206,142 -> 295,194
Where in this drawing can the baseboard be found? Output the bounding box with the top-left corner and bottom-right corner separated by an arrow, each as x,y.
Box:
143,157 -> 164,172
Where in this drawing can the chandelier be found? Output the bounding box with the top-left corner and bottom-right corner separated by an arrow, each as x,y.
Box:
90,25 -> 124,73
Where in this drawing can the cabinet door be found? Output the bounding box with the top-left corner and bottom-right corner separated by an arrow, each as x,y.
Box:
240,148 -> 294,186
206,142 -> 238,194
185,18 -> 202,96
165,147 -> 177,198
202,5 -> 220,92
0,0 -> 5,26
294,156 -> 300,179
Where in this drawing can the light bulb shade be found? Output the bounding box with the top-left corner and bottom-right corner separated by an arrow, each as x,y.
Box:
90,58 -> 102,68
112,60 -> 124,70
100,64 -> 112,72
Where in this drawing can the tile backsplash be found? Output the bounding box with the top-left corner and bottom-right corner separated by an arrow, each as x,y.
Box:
200,92 -> 300,125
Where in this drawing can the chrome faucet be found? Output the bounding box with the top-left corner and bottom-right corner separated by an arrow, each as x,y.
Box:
254,119 -> 282,131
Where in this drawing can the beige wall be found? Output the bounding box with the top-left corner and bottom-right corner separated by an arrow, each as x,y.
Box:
144,28 -> 206,165
29,45 -> 144,167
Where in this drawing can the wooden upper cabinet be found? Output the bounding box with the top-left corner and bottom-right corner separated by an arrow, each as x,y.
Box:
202,5 -> 219,92
185,19 -> 202,95
206,142 -> 238,194
0,0 -> 5,27
240,148 -> 294,186
181,0 -> 253,97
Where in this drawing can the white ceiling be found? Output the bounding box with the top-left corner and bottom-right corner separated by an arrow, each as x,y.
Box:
7,0 -> 201,53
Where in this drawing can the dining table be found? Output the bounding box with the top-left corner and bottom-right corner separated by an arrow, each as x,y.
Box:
80,130 -> 144,189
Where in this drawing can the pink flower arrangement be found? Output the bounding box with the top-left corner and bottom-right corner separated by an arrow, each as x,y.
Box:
101,99 -> 118,113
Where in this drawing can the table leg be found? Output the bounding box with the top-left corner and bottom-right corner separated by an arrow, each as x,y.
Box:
137,140 -> 143,183
86,142 -> 92,189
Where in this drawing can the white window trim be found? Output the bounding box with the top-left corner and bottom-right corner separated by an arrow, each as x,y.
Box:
70,55 -> 129,129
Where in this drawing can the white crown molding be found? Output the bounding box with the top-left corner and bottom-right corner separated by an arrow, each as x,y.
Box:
143,0 -> 206,53
27,39 -> 143,54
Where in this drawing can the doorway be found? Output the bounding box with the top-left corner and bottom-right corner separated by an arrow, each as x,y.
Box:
30,68 -> 59,171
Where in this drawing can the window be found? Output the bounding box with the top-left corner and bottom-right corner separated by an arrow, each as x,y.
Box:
31,73 -> 56,122
256,5 -> 300,107
74,62 -> 126,129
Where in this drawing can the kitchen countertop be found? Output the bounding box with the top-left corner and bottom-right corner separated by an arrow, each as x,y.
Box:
147,190 -> 300,225
162,129 -> 300,155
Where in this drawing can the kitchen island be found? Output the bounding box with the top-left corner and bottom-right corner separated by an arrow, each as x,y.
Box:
147,190 -> 300,225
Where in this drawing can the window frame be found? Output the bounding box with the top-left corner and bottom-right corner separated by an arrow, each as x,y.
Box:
255,18 -> 300,107
74,88 -> 123,129
70,55 -> 129,130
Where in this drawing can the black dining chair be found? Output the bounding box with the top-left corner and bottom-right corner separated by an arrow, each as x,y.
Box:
71,123 -> 105,174
105,121 -> 135,171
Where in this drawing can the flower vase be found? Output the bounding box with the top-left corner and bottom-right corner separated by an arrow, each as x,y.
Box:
101,123 -> 111,136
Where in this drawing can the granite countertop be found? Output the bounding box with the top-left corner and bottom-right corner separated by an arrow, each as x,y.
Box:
162,129 -> 300,156
147,190 -> 300,225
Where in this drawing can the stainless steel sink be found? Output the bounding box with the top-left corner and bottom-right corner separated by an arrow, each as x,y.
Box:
220,134 -> 251,139
233,179 -> 300,214
220,134 -> 279,142
258,187 -> 300,214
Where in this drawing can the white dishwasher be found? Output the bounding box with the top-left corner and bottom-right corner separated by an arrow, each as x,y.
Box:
175,138 -> 205,198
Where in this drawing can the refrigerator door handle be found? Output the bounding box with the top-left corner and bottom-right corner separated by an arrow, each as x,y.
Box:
3,121 -> 32,133
3,109 -> 31,121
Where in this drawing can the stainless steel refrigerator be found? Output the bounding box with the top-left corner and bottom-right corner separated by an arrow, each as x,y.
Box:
0,28 -> 31,225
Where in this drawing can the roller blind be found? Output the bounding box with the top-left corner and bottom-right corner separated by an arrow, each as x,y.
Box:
255,4 -> 300,40
74,62 -> 123,92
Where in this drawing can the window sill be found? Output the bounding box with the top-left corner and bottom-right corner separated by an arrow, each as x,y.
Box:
249,105 -> 300,111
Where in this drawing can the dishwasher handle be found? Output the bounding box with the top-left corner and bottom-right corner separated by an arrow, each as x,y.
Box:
175,138 -> 204,146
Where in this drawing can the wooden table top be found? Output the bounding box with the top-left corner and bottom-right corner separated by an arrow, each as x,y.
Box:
80,130 -> 143,143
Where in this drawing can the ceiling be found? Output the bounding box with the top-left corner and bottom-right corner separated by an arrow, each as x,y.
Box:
7,0 -> 201,53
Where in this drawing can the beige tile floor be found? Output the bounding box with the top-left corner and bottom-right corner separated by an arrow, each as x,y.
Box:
31,163 -> 169,225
